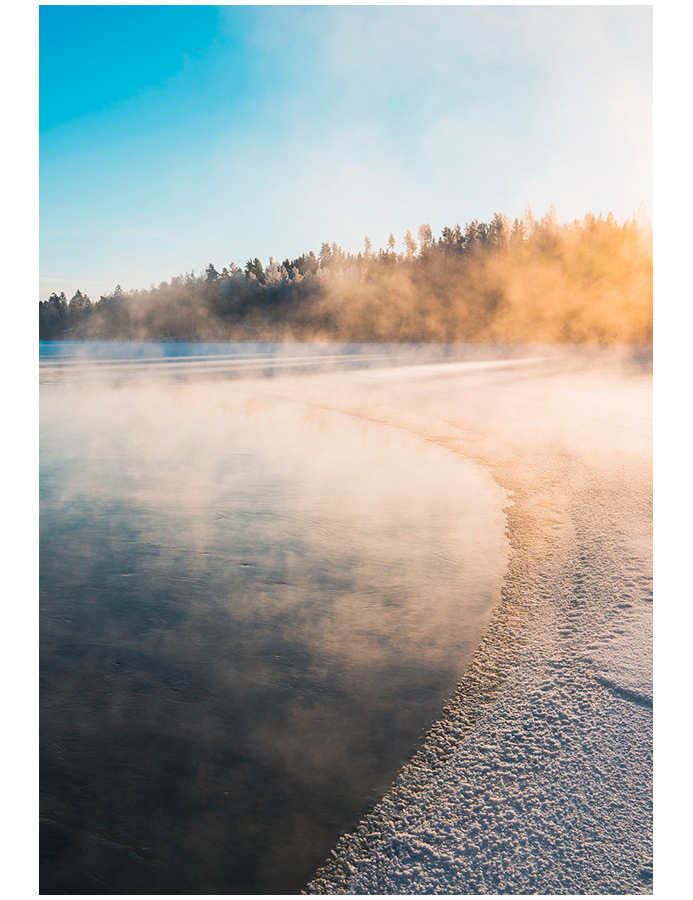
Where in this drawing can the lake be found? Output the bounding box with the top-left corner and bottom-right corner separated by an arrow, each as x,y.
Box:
40,342 -> 510,894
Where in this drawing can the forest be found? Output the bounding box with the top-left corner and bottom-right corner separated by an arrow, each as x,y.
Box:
39,208 -> 652,343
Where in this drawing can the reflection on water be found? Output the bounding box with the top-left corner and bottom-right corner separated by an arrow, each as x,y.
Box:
40,343 -> 509,894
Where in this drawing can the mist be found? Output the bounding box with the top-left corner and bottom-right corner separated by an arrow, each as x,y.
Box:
39,352 -> 511,893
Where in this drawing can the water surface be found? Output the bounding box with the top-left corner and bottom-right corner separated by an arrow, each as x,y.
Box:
40,343 -> 509,894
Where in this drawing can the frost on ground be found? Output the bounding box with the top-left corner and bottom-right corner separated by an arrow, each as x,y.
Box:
261,350 -> 652,895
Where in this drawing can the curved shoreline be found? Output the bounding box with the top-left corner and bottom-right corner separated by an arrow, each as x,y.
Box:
288,354 -> 652,894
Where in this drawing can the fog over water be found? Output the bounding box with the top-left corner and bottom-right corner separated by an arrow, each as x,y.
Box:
40,342 -> 511,894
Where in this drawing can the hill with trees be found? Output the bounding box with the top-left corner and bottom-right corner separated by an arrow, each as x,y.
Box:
39,207 -> 652,343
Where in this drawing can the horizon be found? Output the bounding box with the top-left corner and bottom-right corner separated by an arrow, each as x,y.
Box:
40,4 -> 652,303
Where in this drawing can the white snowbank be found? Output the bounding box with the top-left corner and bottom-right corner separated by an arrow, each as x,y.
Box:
265,350 -> 653,895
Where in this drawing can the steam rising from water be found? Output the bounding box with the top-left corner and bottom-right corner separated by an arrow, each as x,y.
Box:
40,343 -> 510,894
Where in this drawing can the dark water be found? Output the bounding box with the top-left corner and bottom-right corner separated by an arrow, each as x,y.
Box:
40,343 -> 509,894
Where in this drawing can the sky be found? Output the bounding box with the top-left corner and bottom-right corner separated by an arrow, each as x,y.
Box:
39,3 -> 653,302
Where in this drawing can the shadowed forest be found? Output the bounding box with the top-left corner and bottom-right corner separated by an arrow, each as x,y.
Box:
39,208 -> 652,343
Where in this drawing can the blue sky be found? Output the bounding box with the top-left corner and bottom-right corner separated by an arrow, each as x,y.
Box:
39,4 -> 652,302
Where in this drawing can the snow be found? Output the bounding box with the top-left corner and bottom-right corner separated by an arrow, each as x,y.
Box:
268,350 -> 654,895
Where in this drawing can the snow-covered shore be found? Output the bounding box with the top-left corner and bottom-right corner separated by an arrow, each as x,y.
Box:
264,350 -> 652,894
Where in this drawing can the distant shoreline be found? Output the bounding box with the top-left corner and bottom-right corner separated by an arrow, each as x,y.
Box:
40,335 -> 654,346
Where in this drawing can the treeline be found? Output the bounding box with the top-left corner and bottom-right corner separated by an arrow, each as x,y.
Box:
39,207 -> 652,343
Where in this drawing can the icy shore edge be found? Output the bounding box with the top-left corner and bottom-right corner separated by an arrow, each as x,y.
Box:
300,357 -> 652,895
